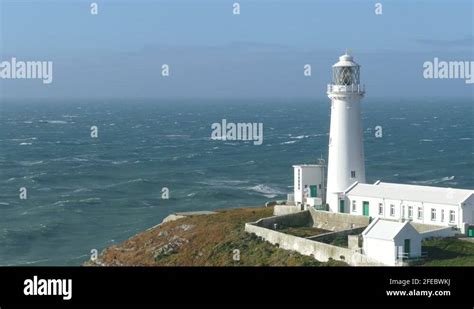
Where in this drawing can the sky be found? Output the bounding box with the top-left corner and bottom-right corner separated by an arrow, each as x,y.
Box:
0,0 -> 473,100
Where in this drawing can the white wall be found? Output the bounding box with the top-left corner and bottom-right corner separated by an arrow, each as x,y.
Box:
363,225 -> 421,266
462,195 -> 474,231
394,224 -> 422,258
363,238 -> 397,266
420,226 -> 456,239
294,166 -> 325,206
346,194 -> 466,232
326,95 -> 366,214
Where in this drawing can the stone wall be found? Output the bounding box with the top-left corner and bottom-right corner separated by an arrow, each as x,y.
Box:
308,227 -> 367,244
273,205 -> 303,216
255,210 -> 312,229
308,208 -> 370,231
245,222 -> 384,266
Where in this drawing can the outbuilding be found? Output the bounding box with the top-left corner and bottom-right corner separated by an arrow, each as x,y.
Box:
293,164 -> 326,209
362,218 -> 422,266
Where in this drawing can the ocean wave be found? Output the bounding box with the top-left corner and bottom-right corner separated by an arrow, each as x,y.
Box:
18,160 -> 43,166
112,160 -> 128,165
102,178 -> 146,188
10,137 -> 37,141
1,222 -> 63,244
419,139 -> 433,142
39,120 -> 68,124
78,197 -> 101,204
410,176 -> 455,185
198,179 -> 249,187
53,200 -> 73,206
290,135 -> 309,139
247,184 -> 286,198
459,137 -> 472,140
37,187 -> 52,192
72,188 -> 91,193
280,141 -> 297,145
19,142 -> 32,146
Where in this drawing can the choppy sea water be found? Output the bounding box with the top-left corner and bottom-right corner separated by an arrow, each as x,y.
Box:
0,99 -> 472,265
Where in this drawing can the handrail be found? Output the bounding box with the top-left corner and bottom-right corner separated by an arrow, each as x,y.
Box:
327,84 -> 365,93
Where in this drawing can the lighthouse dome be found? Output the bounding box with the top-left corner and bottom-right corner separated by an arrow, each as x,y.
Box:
333,53 -> 359,67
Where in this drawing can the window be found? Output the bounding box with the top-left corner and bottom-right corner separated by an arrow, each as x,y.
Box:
431,208 -> 436,221
351,171 -> 356,178
402,205 -> 405,218
441,209 -> 445,222
352,200 -> 356,212
449,210 -> 455,223
318,184 -> 321,189
378,203 -> 383,215
390,204 -> 395,216
408,206 -> 413,218
418,207 -> 422,220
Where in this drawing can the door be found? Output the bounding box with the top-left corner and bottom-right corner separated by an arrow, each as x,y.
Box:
404,239 -> 411,258
363,201 -> 369,216
339,200 -> 345,213
469,227 -> 474,237
310,185 -> 317,198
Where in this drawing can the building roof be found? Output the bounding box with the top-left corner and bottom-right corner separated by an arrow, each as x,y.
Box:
346,181 -> 473,206
362,218 -> 416,240
292,164 -> 324,168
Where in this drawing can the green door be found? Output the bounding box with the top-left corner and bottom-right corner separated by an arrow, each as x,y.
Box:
339,200 -> 345,213
404,239 -> 411,257
363,201 -> 369,216
468,227 -> 474,237
310,185 -> 317,198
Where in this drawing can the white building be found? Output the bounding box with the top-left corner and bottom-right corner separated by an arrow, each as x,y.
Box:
293,164 -> 325,209
362,217 -> 422,266
326,53 -> 366,212
286,52 -> 474,239
345,181 -> 474,234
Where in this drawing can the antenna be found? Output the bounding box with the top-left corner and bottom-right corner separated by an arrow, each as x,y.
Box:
317,154 -> 326,165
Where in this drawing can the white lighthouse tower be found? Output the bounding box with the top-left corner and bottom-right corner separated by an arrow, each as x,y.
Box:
326,53 -> 366,213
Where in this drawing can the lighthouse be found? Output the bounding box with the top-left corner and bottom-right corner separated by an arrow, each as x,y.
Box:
326,53 -> 366,213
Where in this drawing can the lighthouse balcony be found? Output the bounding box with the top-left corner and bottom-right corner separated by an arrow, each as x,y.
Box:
327,84 -> 365,94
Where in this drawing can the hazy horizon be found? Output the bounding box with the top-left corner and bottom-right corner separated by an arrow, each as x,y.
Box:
1,0 -> 473,100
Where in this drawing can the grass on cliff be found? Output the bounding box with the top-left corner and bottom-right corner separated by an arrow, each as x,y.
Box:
278,226 -> 328,238
93,206 -> 347,266
421,238 -> 474,266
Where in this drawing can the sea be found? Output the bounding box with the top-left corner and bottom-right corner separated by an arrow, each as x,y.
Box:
0,98 -> 472,265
